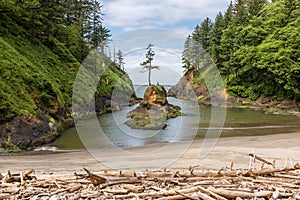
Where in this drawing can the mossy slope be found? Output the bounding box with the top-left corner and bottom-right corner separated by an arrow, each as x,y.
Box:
0,24 -> 135,151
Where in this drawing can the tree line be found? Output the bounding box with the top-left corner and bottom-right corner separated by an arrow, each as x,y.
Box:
0,0 -> 126,66
182,0 -> 300,100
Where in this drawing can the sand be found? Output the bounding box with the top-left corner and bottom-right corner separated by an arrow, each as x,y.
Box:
1,132 -> 300,176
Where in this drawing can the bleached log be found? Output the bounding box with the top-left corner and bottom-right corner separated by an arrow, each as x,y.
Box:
123,184 -> 144,193
103,188 -> 129,195
209,187 -> 272,199
242,163 -> 300,177
197,185 -> 227,200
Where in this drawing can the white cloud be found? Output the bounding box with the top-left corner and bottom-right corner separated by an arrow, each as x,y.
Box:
110,28 -> 186,53
102,0 -> 231,30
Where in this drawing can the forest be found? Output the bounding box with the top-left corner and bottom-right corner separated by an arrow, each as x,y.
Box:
0,0 -> 134,151
1,0 -> 111,62
182,0 -> 300,101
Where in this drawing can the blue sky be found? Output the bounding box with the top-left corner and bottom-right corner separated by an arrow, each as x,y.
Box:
100,0 -> 231,85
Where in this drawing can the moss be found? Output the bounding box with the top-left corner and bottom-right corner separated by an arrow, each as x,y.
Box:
5,134 -> 22,153
126,84 -> 181,130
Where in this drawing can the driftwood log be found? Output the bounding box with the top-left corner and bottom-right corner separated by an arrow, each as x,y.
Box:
0,155 -> 299,199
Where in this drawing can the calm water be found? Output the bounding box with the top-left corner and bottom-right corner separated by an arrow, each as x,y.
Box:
50,86 -> 300,150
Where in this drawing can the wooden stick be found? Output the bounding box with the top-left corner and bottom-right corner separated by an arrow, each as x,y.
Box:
123,184 -> 144,193
103,188 -> 129,195
197,185 -> 227,200
22,169 -> 35,178
249,153 -> 274,166
273,174 -> 300,180
99,178 -> 142,189
175,190 -> 199,200
83,168 -> 107,185
242,163 -> 300,177
68,185 -> 83,193
209,187 -> 272,199
196,192 -> 216,200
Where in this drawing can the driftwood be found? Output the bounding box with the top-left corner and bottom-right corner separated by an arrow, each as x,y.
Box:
209,187 -> 273,198
249,153 -> 275,166
83,167 -> 107,185
0,155 -> 299,199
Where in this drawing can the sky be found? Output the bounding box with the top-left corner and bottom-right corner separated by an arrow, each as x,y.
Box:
100,0 -> 231,85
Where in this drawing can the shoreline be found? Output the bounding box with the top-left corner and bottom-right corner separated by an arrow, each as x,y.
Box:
1,132 -> 299,176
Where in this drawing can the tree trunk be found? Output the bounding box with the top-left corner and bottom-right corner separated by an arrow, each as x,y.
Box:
148,68 -> 151,85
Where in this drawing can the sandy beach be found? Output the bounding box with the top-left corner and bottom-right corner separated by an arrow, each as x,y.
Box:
1,132 -> 300,176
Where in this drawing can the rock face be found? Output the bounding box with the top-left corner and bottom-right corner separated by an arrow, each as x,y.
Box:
125,84 -> 181,130
0,113 -> 60,151
169,70 -> 300,112
168,70 -> 209,100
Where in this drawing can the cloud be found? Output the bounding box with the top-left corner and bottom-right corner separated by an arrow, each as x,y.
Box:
110,28 -> 187,53
102,0 -> 231,31
101,0 -> 230,85
107,28 -> 184,83
122,47 -> 183,85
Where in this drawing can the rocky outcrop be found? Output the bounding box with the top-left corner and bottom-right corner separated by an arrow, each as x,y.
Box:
0,113 -> 59,151
125,84 -> 181,130
168,71 -> 300,114
168,70 -> 209,100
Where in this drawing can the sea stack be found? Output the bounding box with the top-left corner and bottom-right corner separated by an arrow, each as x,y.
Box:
125,84 -> 181,130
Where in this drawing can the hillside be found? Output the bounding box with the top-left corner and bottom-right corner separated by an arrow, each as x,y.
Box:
0,17 -> 135,152
172,0 -> 300,110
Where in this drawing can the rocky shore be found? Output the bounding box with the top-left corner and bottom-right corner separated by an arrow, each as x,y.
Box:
168,71 -> 300,115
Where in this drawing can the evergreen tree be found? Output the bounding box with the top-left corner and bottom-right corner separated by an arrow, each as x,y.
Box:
182,35 -> 193,72
192,17 -> 213,51
86,0 -> 111,51
224,1 -> 234,26
140,44 -> 159,85
232,0 -> 250,25
210,12 -> 226,70
182,0 -> 300,100
248,0 -> 268,16
116,50 -> 125,70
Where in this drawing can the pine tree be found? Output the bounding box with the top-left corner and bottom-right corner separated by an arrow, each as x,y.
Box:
248,0 -> 268,16
182,35 -> 193,73
192,17 -> 213,51
210,12 -> 225,70
116,50 -> 125,70
140,44 -> 159,85
86,0 -> 111,51
232,0 -> 249,25
224,1 -> 234,26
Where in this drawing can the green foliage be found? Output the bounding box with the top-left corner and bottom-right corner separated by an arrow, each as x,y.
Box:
184,0 -> 300,101
5,133 -> 22,153
97,63 -> 132,97
0,14 -> 131,123
140,44 -> 159,85
192,18 -> 213,50
0,0 -> 111,62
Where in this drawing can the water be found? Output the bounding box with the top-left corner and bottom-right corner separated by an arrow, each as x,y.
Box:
50,86 -> 300,150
